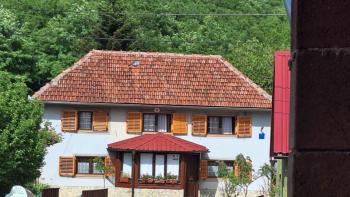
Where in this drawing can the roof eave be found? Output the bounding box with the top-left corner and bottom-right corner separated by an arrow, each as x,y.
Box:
41,100 -> 272,111
107,147 -> 208,153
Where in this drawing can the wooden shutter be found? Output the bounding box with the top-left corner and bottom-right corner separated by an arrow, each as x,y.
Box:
172,113 -> 188,134
59,156 -> 76,176
234,160 -> 253,181
104,156 -> 114,176
200,160 -> 208,180
236,116 -> 252,138
93,111 -> 108,131
248,159 -> 253,181
192,114 -> 207,136
127,112 -> 142,133
61,110 -> 78,132
234,162 -> 240,177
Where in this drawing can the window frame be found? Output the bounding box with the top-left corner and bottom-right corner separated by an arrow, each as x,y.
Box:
207,160 -> 234,178
121,152 -> 132,178
76,156 -> 104,175
78,111 -> 93,130
207,116 -> 236,135
139,153 -> 180,179
142,113 -> 172,133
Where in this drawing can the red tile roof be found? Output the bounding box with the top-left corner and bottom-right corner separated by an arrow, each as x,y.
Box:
34,50 -> 271,108
107,133 -> 208,152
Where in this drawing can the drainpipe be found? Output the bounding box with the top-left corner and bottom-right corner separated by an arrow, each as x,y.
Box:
131,151 -> 136,197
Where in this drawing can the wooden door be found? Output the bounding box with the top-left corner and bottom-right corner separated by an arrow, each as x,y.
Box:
185,154 -> 200,197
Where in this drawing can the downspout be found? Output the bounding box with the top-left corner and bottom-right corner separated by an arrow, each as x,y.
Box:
131,151 -> 136,197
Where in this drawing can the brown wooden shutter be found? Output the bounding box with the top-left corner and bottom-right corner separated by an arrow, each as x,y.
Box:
104,156 -> 114,176
234,162 -> 240,177
127,112 -> 142,133
171,113 -> 188,134
200,160 -> 208,180
61,110 -> 78,132
192,114 -> 207,136
248,159 -> 253,181
236,116 -> 252,138
93,111 -> 108,131
59,156 -> 76,176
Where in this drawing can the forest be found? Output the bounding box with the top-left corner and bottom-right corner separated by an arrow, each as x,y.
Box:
0,0 -> 289,93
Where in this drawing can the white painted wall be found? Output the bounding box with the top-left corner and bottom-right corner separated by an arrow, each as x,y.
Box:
40,104 -> 270,192
179,111 -> 271,191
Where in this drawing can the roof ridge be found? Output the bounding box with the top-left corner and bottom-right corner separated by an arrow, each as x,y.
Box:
134,134 -> 161,149
218,57 -> 272,101
91,49 -> 223,59
163,133 -> 207,151
33,51 -> 95,98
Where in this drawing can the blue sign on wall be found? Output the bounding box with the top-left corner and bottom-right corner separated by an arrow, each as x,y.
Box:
259,132 -> 265,140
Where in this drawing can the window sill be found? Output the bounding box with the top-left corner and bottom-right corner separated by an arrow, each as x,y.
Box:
206,134 -> 236,137
75,174 -> 104,177
142,132 -> 173,135
77,130 -> 109,134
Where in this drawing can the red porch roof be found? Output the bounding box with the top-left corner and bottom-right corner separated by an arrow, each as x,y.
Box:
107,133 -> 208,153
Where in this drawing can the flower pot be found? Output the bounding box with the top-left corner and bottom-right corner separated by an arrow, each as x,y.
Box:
119,177 -> 129,183
170,179 -> 177,184
146,178 -> 154,184
166,179 -> 172,184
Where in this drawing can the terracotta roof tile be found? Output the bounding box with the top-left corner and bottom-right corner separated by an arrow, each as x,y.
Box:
34,50 -> 271,108
107,133 -> 208,152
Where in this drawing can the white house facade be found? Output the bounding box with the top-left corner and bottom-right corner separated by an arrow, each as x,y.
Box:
35,50 -> 272,197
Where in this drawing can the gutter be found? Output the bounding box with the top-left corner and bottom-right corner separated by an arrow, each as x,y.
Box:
41,101 -> 272,112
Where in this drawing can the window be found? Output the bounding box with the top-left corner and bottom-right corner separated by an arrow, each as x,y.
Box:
76,157 -> 103,175
121,153 -> 132,177
208,160 -> 234,177
78,111 -> 92,130
207,116 -> 236,134
139,153 -> 180,179
143,113 -> 172,132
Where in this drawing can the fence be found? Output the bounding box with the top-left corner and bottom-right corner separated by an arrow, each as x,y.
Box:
82,188 -> 108,197
41,188 -> 59,197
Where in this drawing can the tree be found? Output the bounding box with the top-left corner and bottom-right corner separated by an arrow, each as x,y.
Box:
0,71 -> 46,195
0,0 -> 289,93
93,157 -> 113,188
218,154 -> 255,197
258,163 -> 277,197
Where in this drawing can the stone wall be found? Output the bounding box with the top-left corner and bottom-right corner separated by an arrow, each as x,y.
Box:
58,186 -> 184,197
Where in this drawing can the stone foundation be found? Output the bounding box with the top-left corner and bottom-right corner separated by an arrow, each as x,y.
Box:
58,186 -> 184,197
199,189 -> 262,197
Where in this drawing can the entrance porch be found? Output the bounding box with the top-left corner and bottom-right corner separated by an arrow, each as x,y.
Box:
107,133 -> 208,197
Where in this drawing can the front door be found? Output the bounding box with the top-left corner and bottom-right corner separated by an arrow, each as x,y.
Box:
185,154 -> 199,197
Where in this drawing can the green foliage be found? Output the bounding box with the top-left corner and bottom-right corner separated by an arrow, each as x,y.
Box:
0,71 -> 46,195
93,157 -> 113,188
218,154 -> 254,197
39,121 -> 62,146
258,163 -> 277,197
0,0 -> 289,93
121,171 -> 130,178
25,182 -> 50,195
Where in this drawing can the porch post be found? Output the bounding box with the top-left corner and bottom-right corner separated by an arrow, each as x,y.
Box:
131,151 -> 136,197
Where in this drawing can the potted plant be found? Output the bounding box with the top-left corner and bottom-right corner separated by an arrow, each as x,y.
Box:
119,172 -> 130,183
141,174 -> 154,184
166,174 -> 178,184
154,175 -> 165,184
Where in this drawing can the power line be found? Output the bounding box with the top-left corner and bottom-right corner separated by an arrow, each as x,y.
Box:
2,7 -> 286,17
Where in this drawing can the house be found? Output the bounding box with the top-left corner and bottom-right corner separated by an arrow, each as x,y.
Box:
34,50 -> 272,197
271,51 -> 290,197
